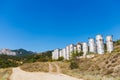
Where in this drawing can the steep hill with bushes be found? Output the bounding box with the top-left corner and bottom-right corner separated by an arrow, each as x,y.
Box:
61,40 -> 120,80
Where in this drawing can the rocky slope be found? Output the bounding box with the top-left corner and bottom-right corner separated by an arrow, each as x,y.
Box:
0,48 -> 35,56
0,48 -> 16,56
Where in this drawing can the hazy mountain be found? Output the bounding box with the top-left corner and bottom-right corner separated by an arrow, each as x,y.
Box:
12,48 -> 36,56
0,48 -> 16,56
0,48 -> 35,56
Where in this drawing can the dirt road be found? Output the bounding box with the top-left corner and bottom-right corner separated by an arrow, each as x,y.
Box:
10,63 -> 83,80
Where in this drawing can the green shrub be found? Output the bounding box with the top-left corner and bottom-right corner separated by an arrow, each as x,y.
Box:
115,40 -> 120,45
71,51 -> 83,60
70,61 -> 79,69
58,56 -> 64,61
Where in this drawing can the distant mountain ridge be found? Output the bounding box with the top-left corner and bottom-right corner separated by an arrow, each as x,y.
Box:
0,48 -> 35,56
12,48 -> 35,56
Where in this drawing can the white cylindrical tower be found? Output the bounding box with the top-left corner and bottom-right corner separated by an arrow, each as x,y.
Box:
59,49 -> 63,57
74,45 -> 77,52
62,48 -> 66,60
69,44 -> 75,58
52,51 -> 55,59
76,43 -> 82,53
89,38 -> 96,53
66,46 -> 70,60
106,36 -> 114,53
54,49 -> 60,59
69,44 -> 74,53
82,42 -> 88,56
96,35 -> 104,54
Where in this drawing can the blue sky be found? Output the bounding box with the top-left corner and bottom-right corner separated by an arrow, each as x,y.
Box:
0,0 -> 120,52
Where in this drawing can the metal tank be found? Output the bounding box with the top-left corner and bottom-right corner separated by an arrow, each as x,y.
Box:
106,36 -> 114,53
89,38 -> 96,53
76,43 -> 82,53
62,48 -> 66,60
66,46 -> 70,60
96,35 -> 104,54
82,42 -> 88,56
53,49 -> 60,59
74,45 -> 77,52
59,49 -> 63,57
69,44 -> 74,53
69,44 -> 75,58
52,51 -> 55,59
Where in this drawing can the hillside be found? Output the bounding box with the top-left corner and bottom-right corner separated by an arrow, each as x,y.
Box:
15,40 -> 120,80
0,50 -> 52,68
56,40 -> 120,80
0,48 -> 37,68
1,40 -> 120,80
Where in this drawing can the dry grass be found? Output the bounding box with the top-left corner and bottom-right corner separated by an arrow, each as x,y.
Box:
55,62 -> 70,73
50,63 -> 57,72
54,46 -> 120,80
62,70 -> 120,80
57,62 -> 120,80
0,68 -> 12,80
20,62 -> 49,72
17,45 -> 120,80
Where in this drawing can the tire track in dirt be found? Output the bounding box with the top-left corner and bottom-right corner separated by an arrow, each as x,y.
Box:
52,62 -> 60,73
48,63 -> 53,73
